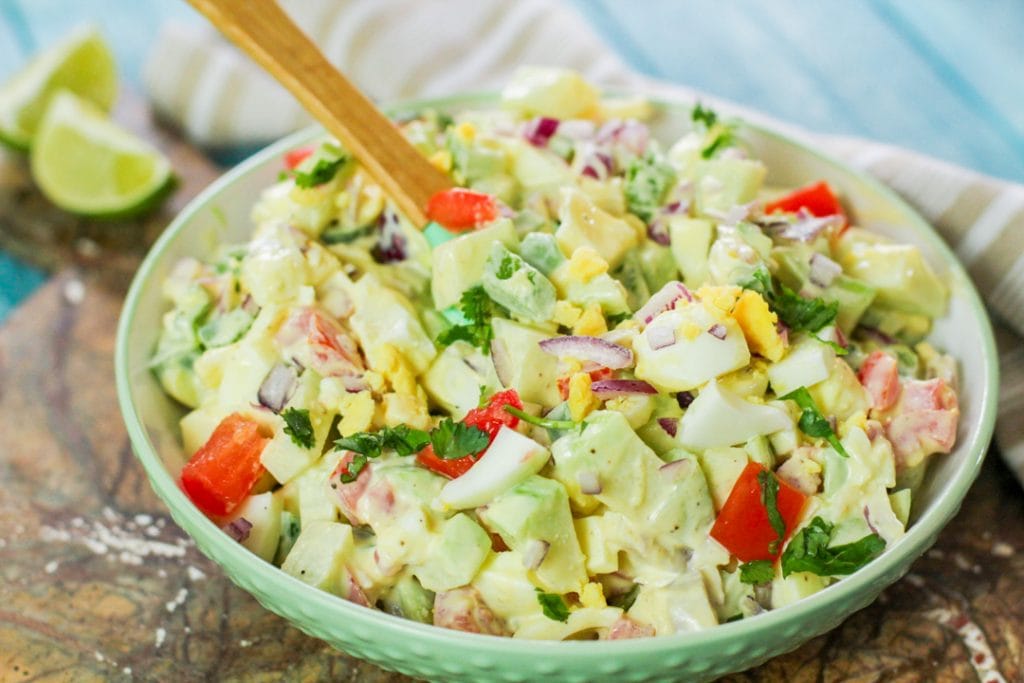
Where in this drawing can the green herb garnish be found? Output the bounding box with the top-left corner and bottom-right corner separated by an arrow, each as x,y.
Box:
606,311 -> 632,327
757,469 -> 785,555
691,102 -> 719,129
504,405 -> 579,431
281,408 -> 315,449
742,267 -> 838,334
496,253 -> 519,280
293,156 -> 347,188
781,516 -> 885,578
738,560 -> 775,585
536,590 -> 570,623
779,387 -> 850,458
334,425 -> 431,482
429,418 -> 490,460
690,102 -> 736,158
436,285 -> 506,352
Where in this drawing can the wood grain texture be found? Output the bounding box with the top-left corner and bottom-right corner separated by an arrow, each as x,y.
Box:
186,0 -> 452,228
1,93 -> 1022,683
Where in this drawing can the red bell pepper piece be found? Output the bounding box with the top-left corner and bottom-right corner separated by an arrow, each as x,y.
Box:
180,413 -> 271,517
710,461 -> 808,562
417,389 -> 523,478
284,146 -> 315,170
764,180 -> 847,227
424,188 -> 499,231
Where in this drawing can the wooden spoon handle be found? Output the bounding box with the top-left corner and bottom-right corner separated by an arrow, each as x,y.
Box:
187,0 -> 452,227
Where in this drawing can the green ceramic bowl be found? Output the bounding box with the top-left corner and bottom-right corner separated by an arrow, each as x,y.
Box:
116,93 -> 998,682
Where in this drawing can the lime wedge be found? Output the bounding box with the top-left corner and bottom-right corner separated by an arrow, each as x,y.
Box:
0,25 -> 117,150
30,91 -> 174,217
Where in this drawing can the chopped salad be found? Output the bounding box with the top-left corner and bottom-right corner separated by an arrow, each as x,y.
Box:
152,67 -> 960,640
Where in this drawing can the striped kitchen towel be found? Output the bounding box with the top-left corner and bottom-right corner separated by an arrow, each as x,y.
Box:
143,0 -> 1024,484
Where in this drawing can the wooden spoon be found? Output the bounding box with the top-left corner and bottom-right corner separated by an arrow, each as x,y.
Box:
187,0 -> 453,227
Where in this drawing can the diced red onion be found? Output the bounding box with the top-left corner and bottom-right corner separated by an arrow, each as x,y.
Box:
707,323 -> 727,340
776,321 -> 790,347
578,147 -> 615,180
659,458 -> 693,478
808,252 -> 843,288
557,119 -> 596,140
764,213 -> 843,242
223,518 -> 252,543
704,200 -> 755,225
490,338 -> 513,387
240,294 -> 259,316
523,116 -> 560,146
596,119 -> 649,156
258,363 -> 298,413
647,218 -> 671,246
577,471 -> 602,495
834,325 -> 848,349
859,325 -> 897,346
590,379 -> 657,398
341,375 -> 370,393
371,210 -> 407,263
863,505 -> 880,537
522,539 -> 550,570
538,335 -> 634,369
646,324 -> 676,350
676,391 -> 694,408
634,281 -> 694,325
658,417 -> 678,437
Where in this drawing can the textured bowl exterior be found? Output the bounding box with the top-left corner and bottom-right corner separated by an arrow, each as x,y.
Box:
116,93 -> 999,683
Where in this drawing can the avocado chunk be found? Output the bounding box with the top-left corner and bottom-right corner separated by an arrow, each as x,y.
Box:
481,242 -> 557,323
556,187 -> 638,269
772,245 -> 876,332
669,216 -> 714,288
431,218 -> 519,310
414,513 -> 492,592
550,410 -> 662,514
624,152 -> 677,222
422,340 -> 500,420
691,157 -> 766,216
520,232 -> 566,275
490,317 -> 561,406
835,228 -> 946,318
281,520 -> 354,593
380,575 -> 435,624
478,475 -> 588,594
612,249 -> 652,312
637,241 -> 679,293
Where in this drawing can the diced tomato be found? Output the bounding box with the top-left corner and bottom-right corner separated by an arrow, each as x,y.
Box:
416,389 -> 524,478
180,413 -> 271,517
284,146 -> 315,170
764,180 -> 847,228
858,350 -> 901,411
275,307 -> 365,378
424,188 -> 498,231
884,377 -> 959,467
710,461 -> 808,562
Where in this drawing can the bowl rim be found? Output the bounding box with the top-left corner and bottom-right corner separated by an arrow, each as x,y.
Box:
115,91 -> 999,659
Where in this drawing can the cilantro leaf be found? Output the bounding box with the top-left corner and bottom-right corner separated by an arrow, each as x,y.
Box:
429,418 -> 489,460
333,425 -> 430,482
779,387 -> 850,458
496,253 -> 519,280
536,590 -> 570,622
436,285 -> 505,352
691,102 -> 718,129
607,583 -> 641,611
281,408 -> 315,449
606,311 -> 631,327
781,516 -> 885,578
757,469 -> 785,555
701,131 -> 734,159
740,267 -> 837,334
294,157 -> 347,188
739,560 -> 775,585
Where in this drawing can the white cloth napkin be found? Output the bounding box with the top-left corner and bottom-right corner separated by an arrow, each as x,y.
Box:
143,0 -> 1024,485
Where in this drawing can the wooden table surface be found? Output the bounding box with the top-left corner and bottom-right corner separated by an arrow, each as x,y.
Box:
0,88 -> 1022,683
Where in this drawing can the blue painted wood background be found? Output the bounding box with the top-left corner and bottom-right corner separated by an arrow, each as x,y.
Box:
1,0 -> 1022,321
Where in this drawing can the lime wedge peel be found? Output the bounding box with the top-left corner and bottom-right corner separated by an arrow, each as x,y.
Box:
30,90 -> 175,218
0,25 -> 117,150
